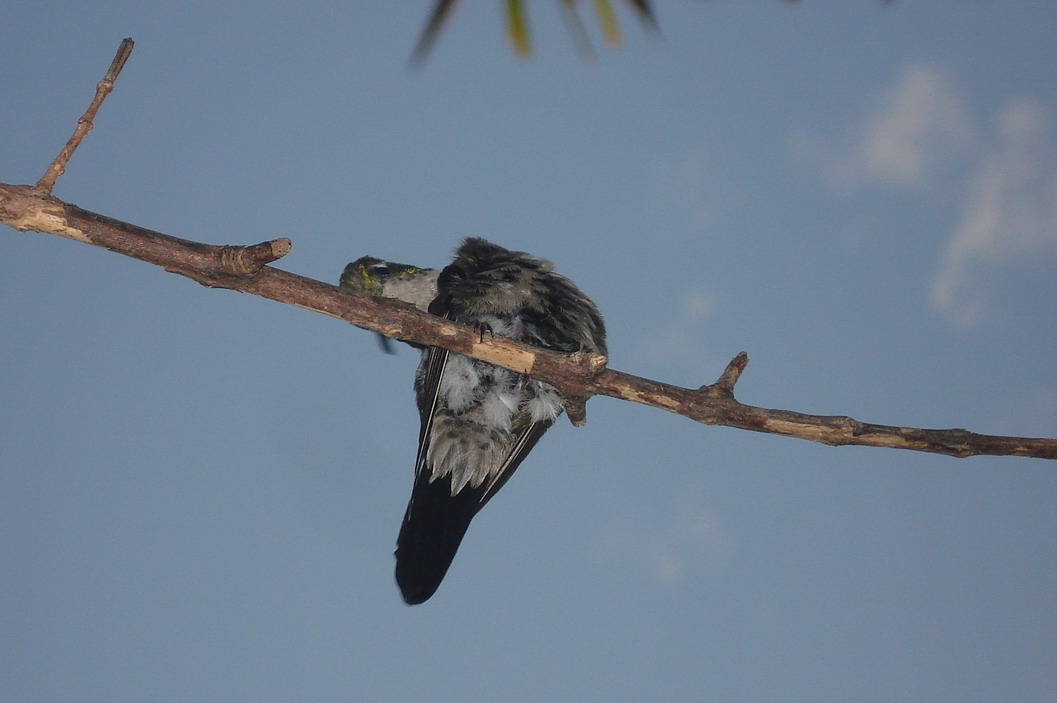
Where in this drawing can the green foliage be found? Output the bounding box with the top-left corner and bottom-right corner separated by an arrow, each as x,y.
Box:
411,0 -> 657,65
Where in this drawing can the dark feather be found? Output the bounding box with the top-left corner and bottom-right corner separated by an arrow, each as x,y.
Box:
394,470 -> 483,605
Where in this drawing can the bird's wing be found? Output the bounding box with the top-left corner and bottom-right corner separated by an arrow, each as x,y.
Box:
412,313 -> 552,510
413,341 -> 449,475
477,418 -> 550,509
397,310 -> 465,604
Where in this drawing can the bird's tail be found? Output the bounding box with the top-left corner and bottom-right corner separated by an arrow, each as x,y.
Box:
394,471 -> 484,605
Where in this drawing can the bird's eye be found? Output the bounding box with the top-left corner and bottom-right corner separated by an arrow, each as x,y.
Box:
369,263 -> 390,277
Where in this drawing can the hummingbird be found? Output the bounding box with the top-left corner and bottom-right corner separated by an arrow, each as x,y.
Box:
342,238 -> 607,604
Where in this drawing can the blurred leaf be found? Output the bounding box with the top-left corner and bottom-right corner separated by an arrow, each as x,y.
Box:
595,0 -> 622,47
411,0 -> 657,65
409,0 -> 897,67
410,0 -> 462,67
627,0 -> 658,26
506,0 -> 533,55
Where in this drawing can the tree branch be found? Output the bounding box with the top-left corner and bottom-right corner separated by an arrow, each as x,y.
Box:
36,38 -> 134,195
3,184 -> 1055,460
4,40 -> 1055,462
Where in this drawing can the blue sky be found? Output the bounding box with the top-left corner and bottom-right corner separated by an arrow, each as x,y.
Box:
2,2 -> 1056,701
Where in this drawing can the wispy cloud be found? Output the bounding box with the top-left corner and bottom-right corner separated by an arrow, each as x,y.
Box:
805,65 -> 1057,325
930,98 -> 1057,324
857,66 -> 976,187
592,503 -> 730,585
814,65 -> 976,191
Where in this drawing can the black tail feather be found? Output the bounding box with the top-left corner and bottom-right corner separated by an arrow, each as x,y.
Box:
394,471 -> 485,605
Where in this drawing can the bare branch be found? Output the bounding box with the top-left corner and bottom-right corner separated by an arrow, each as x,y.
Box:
591,367 -> 1057,459
3,183 -> 1055,461
4,39 -> 1054,463
37,38 -> 134,194
0,184 -> 289,282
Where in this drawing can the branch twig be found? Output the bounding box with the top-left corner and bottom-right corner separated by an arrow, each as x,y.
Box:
36,38 -> 134,194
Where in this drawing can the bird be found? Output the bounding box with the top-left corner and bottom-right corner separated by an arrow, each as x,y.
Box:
341,238 -> 606,604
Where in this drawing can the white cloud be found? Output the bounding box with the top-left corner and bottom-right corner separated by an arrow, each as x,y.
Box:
930,98 -> 1057,324
592,503 -> 730,585
804,64 -> 1057,325
859,66 -> 976,186
816,65 -> 976,191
